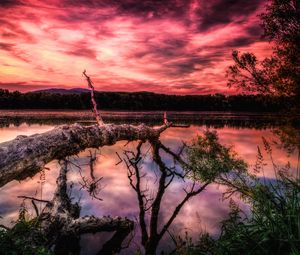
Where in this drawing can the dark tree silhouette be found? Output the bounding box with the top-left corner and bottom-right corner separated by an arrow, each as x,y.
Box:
0,88 -> 296,112
227,0 -> 300,98
120,131 -> 246,255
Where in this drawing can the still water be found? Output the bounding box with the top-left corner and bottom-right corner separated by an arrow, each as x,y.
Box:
0,111 -> 299,254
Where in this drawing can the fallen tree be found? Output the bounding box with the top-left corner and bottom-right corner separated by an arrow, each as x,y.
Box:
0,122 -> 170,187
0,72 -> 176,188
0,71 -> 191,254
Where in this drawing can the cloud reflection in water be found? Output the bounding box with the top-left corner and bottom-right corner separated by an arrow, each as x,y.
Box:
0,124 -> 298,254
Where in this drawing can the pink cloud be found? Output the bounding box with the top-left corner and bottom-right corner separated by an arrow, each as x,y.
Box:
0,0 -> 271,94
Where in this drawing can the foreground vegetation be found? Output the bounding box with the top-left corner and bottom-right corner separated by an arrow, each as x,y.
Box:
175,137 -> 300,255
1,130 -> 299,255
0,205 -> 52,255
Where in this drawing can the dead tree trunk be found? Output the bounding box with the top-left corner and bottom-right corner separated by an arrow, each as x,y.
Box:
83,70 -> 104,126
0,123 -> 170,187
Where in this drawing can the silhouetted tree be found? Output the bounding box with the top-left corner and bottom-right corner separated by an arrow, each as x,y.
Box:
227,0 -> 300,98
121,131 -> 247,255
0,89 -> 296,112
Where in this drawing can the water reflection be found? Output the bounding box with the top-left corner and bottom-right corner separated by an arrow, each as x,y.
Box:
0,120 -> 299,254
1,110 -> 299,129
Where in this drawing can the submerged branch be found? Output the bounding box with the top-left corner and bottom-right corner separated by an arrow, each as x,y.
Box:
17,196 -> 51,204
64,215 -> 133,235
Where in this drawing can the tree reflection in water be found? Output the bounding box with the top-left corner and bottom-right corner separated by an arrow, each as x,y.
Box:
1,122 -> 299,254
118,131 -> 246,255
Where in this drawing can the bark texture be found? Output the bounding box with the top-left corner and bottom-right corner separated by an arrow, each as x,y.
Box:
83,70 -> 104,126
0,123 -> 169,187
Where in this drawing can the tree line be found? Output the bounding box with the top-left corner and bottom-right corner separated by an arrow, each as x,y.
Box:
0,89 -> 297,112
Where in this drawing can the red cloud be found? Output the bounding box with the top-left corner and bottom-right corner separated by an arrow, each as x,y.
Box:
0,0 -> 271,95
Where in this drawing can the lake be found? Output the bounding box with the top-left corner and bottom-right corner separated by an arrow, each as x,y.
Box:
0,110 -> 299,254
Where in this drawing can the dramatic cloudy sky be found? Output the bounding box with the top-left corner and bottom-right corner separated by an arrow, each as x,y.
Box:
0,0 -> 272,94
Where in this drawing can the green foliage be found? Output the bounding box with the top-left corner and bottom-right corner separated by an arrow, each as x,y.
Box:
0,205 -> 52,255
172,231 -> 216,255
273,126 -> 300,155
176,177 -> 300,255
261,0 -> 300,97
178,136 -> 300,255
186,130 -> 247,182
0,222 -> 52,255
215,173 -> 300,255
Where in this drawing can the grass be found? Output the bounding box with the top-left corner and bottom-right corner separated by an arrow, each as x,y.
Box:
176,133 -> 300,255
0,203 -> 52,255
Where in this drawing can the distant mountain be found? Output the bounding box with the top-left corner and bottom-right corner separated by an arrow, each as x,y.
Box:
33,88 -> 90,94
32,88 -> 158,95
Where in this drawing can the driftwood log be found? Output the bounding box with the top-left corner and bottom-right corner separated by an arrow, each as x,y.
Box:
0,123 -> 170,187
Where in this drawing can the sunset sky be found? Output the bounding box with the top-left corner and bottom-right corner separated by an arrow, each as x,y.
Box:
0,0 -> 272,94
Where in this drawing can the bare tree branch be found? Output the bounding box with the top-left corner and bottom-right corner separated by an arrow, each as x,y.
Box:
124,141 -> 149,245
122,138 -> 209,254
17,196 -> 51,204
82,70 -> 104,126
158,181 -> 210,240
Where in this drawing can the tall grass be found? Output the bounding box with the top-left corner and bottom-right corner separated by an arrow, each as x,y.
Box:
0,202 -> 52,255
175,134 -> 300,255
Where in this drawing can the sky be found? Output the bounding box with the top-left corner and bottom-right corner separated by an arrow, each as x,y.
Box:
0,0 -> 272,95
